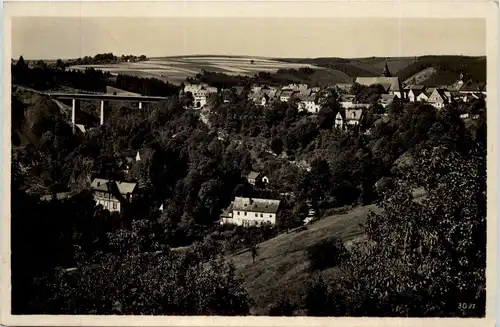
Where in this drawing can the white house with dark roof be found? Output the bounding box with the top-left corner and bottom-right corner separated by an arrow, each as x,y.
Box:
345,108 -> 364,126
279,90 -> 299,102
220,197 -> 281,226
298,95 -> 321,113
247,172 -> 269,186
91,178 -> 137,213
417,91 -> 431,102
406,85 -> 426,102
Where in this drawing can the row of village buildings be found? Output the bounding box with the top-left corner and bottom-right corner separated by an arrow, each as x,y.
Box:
181,69 -> 486,128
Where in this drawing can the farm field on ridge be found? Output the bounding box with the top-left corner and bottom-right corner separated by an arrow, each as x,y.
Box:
69,55 -> 325,85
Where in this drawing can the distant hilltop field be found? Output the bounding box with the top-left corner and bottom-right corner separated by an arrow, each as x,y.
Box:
61,54 -> 486,87
67,55 -> 326,85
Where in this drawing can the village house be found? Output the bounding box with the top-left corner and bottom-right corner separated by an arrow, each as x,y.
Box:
448,68 -> 487,95
339,94 -> 356,108
297,95 -> 321,113
427,89 -> 453,109
247,171 -> 269,186
219,197 -> 281,226
406,85 -> 427,102
378,94 -> 396,108
91,178 -> 137,213
181,82 -> 205,96
283,83 -> 308,91
280,89 -> 299,102
417,91 -> 431,102
345,108 -> 364,126
459,81 -> 487,95
193,87 -> 217,109
180,82 -> 217,108
333,83 -> 353,94
251,92 -> 270,106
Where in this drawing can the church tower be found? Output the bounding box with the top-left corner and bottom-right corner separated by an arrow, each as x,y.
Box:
382,58 -> 392,77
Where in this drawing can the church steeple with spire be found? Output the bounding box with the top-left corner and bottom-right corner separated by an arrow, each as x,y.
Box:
382,58 -> 392,77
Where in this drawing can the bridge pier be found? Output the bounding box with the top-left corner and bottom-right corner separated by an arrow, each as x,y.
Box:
71,98 -> 80,134
100,100 -> 109,125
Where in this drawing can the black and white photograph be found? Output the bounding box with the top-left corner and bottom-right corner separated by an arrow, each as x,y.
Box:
1,1 -> 497,326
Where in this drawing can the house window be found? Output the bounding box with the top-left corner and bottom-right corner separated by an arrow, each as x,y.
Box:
244,212 -> 247,216
269,214 -> 272,218
113,202 -> 117,209
260,214 -> 263,217
352,112 -> 356,118
237,211 -> 240,215
255,213 -> 258,217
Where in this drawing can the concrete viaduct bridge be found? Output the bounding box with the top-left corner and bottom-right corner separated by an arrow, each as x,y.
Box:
46,93 -> 169,133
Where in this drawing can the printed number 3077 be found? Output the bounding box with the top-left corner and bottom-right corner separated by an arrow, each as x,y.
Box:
458,303 -> 476,310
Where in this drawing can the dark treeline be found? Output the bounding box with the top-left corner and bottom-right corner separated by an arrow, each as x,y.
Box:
114,74 -> 180,96
11,66 -> 487,316
12,56 -> 179,97
192,67 -> 325,90
66,52 -> 148,66
12,56 -> 111,93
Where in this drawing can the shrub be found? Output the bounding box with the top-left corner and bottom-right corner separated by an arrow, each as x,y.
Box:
268,297 -> 295,316
306,236 -> 348,271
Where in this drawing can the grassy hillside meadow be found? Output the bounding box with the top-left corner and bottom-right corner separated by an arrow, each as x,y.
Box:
232,204 -> 379,314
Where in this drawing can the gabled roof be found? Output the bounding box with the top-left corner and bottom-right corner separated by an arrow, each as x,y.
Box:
280,90 -> 297,97
232,197 -> 281,214
429,89 -> 450,102
233,86 -> 245,95
247,171 -> 260,180
339,94 -> 355,102
409,89 -> 424,97
355,77 -> 403,92
334,83 -> 353,91
405,84 -> 426,91
91,178 -> 137,194
379,94 -> 396,101
299,94 -> 316,102
460,81 -> 486,92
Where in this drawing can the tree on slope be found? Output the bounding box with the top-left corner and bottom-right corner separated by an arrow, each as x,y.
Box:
338,145 -> 486,317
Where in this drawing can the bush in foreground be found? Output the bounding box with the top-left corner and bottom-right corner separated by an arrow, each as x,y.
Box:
306,236 -> 348,271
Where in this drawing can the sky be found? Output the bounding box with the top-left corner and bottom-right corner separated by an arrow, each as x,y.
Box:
12,17 -> 486,60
